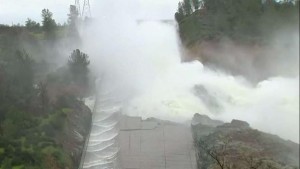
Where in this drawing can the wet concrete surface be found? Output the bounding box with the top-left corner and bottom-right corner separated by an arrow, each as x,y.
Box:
118,116 -> 197,169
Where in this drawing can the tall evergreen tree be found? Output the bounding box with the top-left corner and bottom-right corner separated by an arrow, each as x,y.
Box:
67,5 -> 81,46
68,49 -> 90,87
25,18 -> 40,32
192,0 -> 201,10
175,2 -> 186,22
41,9 -> 56,39
183,0 -> 193,15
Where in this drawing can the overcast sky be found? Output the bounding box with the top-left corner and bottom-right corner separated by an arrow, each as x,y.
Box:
0,0 -> 178,25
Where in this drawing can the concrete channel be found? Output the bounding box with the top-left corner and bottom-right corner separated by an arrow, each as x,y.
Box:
80,77 -> 123,169
118,117 -> 197,169
80,79 -> 197,169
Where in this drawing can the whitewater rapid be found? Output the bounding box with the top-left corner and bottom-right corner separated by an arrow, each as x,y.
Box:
120,22 -> 299,143
83,1 -> 299,143
82,77 -> 124,169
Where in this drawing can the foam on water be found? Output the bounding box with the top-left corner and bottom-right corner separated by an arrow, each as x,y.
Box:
82,78 -> 122,169
83,1 -> 299,143
120,22 -> 299,143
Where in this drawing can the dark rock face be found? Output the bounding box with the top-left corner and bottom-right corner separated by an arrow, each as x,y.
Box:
60,101 -> 92,168
192,113 -> 224,127
230,119 -> 250,128
191,114 -> 299,169
191,114 -> 224,139
219,119 -> 250,130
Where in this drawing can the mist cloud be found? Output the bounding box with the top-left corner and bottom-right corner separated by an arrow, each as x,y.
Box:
81,0 -> 299,143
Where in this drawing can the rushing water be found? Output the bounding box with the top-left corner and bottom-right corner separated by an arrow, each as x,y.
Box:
119,22 -> 299,143
82,1 -> 299,151
82,77 -> 123,169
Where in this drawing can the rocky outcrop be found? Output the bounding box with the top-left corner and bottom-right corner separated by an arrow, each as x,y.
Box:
230,119 -> 250,128
192,114 -> 299,169
54,98 -> 93,169
192,113 -> 223,127
216,119 -> 250,133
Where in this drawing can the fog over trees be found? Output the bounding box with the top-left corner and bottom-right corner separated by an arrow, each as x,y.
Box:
0,0 -> 299,168
0,7 -> 92,168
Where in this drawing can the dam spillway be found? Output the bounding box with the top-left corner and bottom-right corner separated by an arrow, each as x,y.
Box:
82,79 -> 123,169
118,117 -> 197,169
81,75 -> 197,169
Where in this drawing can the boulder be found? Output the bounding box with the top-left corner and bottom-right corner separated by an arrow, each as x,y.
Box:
192,113 -> 224,127
230,119 -> 250,128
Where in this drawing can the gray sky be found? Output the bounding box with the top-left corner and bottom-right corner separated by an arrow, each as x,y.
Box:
0,0 -> 178,25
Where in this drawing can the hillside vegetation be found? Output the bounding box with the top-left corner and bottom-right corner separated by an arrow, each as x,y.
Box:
0,7 -> 93,169
175,0 -> 299,82
176,0 -> 299,46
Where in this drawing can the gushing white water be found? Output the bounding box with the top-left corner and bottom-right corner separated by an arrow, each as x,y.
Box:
83,1 -> 299,143
82,79 -> 122,169
125,22 -> 299,143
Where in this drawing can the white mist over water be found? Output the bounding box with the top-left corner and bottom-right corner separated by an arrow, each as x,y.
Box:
82,0 -> 299,143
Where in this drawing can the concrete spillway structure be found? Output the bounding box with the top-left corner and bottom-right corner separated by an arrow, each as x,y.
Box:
118,117 -> 197,169
82,79 -> 122,169
80,75 -> 197,169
